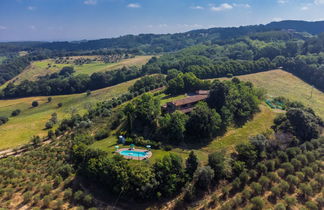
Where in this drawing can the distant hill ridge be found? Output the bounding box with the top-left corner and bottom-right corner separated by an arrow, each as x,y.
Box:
1,20 -> 324,53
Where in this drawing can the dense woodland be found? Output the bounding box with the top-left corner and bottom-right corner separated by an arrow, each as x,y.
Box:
2,27 -> 324,98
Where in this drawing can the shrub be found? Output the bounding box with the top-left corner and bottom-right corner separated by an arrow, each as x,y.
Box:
302,167 -> 314,179
305,201 -> 318,210
23,192 -> 32,204
284,195 -> 297,208
183,184 -> 196,203
195,166 -> 214,191
42,195 -> 52,207
48,97 -> 52,102
232,178 -> 242,191
74,190 -> 84,202
281,162 -> 294,175
277,168 -> 285,178
251,196 -> 264,210
86,90 -> 91,96
256,163 -> 268,175
315,197 -> 324,209
299,183 -> 313,199
258,176 -> 271,191
265,160 -> 276,171
286,175 -> 299,190
271,185 -> 282,199
11,109 -> 21,117
295,171 -> 305,181
31,135 -> 41,146
274,203 -> 286,210
64,188 -> 73,200
242,188 -> 252,201
42,184 -> 52,194
54,176 -> 63,187
83,194 -> 93,207
57,103 -> 63,108
267,172 -> 279,183
239,171 -> 249,184
249,169 -> 258,180
94,129 -> 109,140
163,145 -> 172,151
291,158 -> 302,171
45,121 -> 54,129
280,180 -> 290,194
0,116 -> 9,125
250,182 -> 262,196
48,130 -> 55,139
32,101 -> 39,107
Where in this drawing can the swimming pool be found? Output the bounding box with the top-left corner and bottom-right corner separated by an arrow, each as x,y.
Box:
119,150 -> 148,157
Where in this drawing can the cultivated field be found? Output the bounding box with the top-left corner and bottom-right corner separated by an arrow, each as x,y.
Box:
0,79 -> 137,150
219,69 -> 324,119
0,55 -> 151,88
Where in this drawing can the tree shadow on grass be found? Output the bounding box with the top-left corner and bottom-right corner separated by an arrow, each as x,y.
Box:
74,175 -> 177,210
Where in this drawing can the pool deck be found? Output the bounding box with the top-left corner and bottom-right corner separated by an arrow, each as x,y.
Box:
116,148 -> 152,160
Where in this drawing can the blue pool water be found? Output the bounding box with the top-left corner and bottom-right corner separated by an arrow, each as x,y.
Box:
119,150 -> 147,157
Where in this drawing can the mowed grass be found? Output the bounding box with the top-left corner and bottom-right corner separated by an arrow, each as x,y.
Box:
218,69 -> 324,119
0,56 -> 152,88
74,55 -> 152,75
0,79 -> 137,150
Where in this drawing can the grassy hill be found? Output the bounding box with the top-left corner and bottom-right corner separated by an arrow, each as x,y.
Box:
0,79 -> 137,150
0,55 -> 151,89
219,69 -> 324,119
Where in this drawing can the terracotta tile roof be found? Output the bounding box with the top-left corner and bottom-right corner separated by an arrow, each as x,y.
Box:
179,107 -> 194,113
172,94 -> 208,106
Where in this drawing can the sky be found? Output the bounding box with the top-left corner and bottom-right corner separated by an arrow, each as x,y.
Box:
0,0 -> 324,42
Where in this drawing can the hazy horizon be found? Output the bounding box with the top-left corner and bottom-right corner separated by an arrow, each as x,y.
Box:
1,0 -> 324,42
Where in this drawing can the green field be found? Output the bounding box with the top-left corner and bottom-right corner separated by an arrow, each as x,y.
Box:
0,55 -> 151,88
219,69 -> 324,119
0,79 -> 138,150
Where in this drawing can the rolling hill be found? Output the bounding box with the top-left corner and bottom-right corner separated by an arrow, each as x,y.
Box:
0,79 -> 138,150
0,55 -> 151,89
219,69 -> 324,119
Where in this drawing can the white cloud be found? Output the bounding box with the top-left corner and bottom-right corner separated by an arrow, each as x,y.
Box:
314,0 -> 324,5
0,25 -> 7,30
233,3 -> 251,8
277,0 -> 288,4
272,17 -> 283,22
84,0 -> 97,5
179,24 -> 203,28
190,6 -> 204,10
127,3 -> 141,8
158,24 -> 168,28
211,3 -> 233,12
301,6 -> 309,10
27,6 -> 36,11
